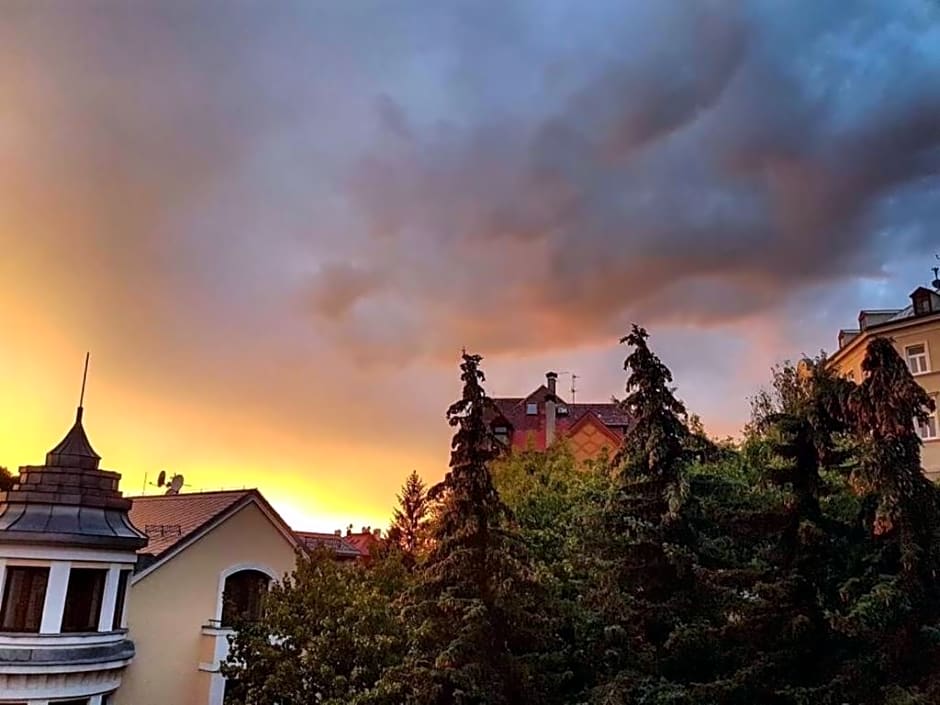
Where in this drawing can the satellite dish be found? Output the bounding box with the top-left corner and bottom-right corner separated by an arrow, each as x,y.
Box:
931,266 -> 940,291
165,474 -> 185,495
157,470 -> 166,487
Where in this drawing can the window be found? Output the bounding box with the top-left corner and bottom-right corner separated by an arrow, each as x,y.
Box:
919,404 -> 938,441
905,343 -> 930,375
526,403 -> 538,415
61,568 -> 107,632
0,566 -> 48,632
57,700 -> 90,705
557,405 -> 569,416
846,370 -> 856,382
221,570 -> 270,627
111,570 -> 131,630
493,425 -> 509,445
914,293 -> 933,316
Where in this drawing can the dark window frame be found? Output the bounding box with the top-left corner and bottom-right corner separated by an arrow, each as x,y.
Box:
0,566 -> 49,633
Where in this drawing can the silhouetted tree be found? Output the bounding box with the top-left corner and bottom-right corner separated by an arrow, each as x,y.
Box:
387,470 -> 430,567
389,351 -> 552,705
0,467 -> 15,492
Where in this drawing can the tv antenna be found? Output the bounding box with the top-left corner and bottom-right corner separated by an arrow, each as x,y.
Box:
933,254 -> 940,289
556,371 -> 579,403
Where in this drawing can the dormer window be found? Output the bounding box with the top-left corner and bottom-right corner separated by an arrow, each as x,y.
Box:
912,289 -> 935,316
526,403 -> 538,415
493,425 -> 510,444
557,405 -> 569,416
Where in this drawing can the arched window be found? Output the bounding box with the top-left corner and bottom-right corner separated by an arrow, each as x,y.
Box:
220,570 -> 270,627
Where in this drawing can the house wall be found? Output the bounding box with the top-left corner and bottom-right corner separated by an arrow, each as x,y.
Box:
567,417 -> 617,463
115,501 -> 296,705
831,320 -> 940,478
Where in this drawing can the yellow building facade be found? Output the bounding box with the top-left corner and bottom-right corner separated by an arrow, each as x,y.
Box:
829,285 -> 940,479
115,491 -> 298,705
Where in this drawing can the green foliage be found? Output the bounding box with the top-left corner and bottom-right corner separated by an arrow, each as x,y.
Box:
387,351 -> 555,705
388,470 -> 430,567
0,467 -> 15,492
221,549 -> 408,705
222,333 -> 940,705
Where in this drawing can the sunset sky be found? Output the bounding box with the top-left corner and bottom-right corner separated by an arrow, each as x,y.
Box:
2,1 -> 940,532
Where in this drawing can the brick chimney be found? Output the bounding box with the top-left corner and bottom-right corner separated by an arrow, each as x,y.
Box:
545,371 -> 558,446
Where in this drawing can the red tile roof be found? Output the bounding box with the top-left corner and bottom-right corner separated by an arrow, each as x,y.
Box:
295,531 -> 362,560
491,391 -> 630,438
128,489 -> 253,558
344,531 -> 380,558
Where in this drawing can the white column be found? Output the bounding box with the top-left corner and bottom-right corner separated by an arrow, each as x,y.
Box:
89,695 -> 104,705
98,565 -> 121,632
0,558 -> 7,610
40,560 -> 71,633
208,672 -> 226,705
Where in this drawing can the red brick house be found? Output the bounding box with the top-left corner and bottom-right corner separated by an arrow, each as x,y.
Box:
489,372 -> 630,462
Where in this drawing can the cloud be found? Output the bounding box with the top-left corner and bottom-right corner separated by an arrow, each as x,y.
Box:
2,0 -> 940,525
313,0 -> 940,362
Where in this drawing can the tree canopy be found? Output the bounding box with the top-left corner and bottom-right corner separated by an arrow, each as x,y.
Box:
224,332 -> 940,705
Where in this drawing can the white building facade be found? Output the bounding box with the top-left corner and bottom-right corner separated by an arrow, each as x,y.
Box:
0,407 -> 146,705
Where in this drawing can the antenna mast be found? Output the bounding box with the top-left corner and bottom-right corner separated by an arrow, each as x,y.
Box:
76,352 -> 90,422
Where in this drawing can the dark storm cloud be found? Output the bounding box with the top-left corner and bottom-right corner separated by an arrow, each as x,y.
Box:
313,0 -> 940,360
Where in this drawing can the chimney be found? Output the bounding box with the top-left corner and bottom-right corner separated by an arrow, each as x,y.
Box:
334,529 -> 341,537
373,528 -> 381,538
545,371 -> 558,446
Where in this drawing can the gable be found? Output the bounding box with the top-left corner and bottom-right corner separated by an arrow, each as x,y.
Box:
566,412 -> 622,462
131,493 -> 298,583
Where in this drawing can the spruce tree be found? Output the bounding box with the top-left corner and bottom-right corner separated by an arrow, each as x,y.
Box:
390,351 -> 551,705
590,325 -> 706,702
833,338 -> 940,697
388,470 -> 430,568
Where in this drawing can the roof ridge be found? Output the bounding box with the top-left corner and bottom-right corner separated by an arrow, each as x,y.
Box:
127,488 -> 255,500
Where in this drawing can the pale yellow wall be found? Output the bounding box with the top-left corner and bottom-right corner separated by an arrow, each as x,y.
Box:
115,501 -> 297,705
567,418 -> 617,464
831,320 -> 940,477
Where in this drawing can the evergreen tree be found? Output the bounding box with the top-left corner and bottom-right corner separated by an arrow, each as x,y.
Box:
0,467 -> 14,492
389,351 -> 552,705
832,338 -> 940,698
388,470 -> 430,567
590,325 -> 707,703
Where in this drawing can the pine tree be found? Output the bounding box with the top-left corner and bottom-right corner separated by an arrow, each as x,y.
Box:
388,470 -> 430,567
389,351 -> 552,705
832,338 -> 940,697
590,325 -> 706,702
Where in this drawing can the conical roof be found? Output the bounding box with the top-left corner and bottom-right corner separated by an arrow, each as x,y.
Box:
46,407 -> 100,469
0,405 -> 146,550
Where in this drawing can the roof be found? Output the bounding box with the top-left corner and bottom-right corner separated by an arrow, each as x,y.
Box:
344,531 -> 380,558
491,389 -> 630,435
294,531 -> 362,560
127,488 -> 300,581
0,407 -> 146,551
46,408 -> 100,469
831,290 -> 940,365
128,489 -> 252,558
